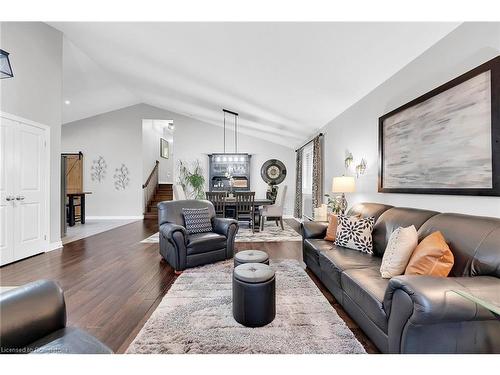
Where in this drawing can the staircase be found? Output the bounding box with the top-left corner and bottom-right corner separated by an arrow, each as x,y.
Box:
144,184 -> 173,219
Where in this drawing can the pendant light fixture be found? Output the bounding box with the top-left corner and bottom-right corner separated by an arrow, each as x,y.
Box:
0,49 -> 14,79
222,108 -> 238,153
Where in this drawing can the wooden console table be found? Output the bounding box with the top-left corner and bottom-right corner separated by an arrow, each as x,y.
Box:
67,192 -> 92,226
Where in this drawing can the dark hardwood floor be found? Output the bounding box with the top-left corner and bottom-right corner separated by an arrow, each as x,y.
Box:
0,218 -> 378,354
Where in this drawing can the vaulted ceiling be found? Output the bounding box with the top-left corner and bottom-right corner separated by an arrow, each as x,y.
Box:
52,22 -> 459,148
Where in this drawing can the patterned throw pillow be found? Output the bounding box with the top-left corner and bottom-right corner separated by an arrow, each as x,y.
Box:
334,215 -> 375,254
182,208 -> 213,234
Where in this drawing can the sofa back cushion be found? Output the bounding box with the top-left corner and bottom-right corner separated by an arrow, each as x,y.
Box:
417,213 -> 500,277
347,202 -> 393,222
158,199 -> 216,226
372,207 -> 438,257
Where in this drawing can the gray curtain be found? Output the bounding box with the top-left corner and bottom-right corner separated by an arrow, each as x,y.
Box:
312,135 -> 323,209
294,149 -> 303,218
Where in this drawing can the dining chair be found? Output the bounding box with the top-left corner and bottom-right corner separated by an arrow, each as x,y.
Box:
234,191 -> 255,233
260,185 -> 287,231
205,191 -> 228,217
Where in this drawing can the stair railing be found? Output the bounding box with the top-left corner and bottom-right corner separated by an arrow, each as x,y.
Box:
143,160 -> 159,215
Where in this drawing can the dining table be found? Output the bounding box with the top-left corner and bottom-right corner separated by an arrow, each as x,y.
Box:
223,197 -> 273,232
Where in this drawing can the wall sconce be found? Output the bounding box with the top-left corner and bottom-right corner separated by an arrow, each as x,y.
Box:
355,158 -> 367,178
344,151 -> 353,170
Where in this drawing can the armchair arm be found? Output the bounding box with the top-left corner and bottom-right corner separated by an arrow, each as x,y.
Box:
159,223 -> 188,271
212,217 -> 238,237
159,222 -> 188,245
302,221 -> 328,239
212,217 -> 239,259
384,275 -> 500,324
0,280 -> 66,351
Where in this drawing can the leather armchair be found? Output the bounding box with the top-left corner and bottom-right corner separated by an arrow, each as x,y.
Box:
384,275 -> 500,353
0,280 -> 112,354
158,199 -> 238,272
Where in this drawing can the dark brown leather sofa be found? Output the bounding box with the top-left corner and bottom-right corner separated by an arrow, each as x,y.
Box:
302,202 -> 500,353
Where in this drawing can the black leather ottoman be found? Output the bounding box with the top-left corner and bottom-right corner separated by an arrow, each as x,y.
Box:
234,250 -> 269,267
232,263 -> 276,327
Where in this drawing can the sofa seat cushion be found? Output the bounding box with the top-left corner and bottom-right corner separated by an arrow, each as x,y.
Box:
341,268 -> 390,332
29,327 -> 112,354
320,245 -> 382,272
319,245 -> 382,295
187,232 -> 226,255
304,239 -> 334,263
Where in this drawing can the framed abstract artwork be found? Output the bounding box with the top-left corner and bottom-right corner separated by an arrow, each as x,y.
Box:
160,138 -> 169,159
378,56 -> 500,196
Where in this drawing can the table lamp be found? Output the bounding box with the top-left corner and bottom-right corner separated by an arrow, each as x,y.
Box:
332,176 -> 355,214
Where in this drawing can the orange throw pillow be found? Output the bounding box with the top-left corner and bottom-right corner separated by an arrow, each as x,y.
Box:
404,231 -> 454,277
324,214 -> 338,242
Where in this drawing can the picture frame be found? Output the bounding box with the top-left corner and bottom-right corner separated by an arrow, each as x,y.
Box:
160,138 -> 169,159
378,56 -> 500,196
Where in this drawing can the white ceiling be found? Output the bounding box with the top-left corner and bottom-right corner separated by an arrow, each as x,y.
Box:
53,22 -> 459,148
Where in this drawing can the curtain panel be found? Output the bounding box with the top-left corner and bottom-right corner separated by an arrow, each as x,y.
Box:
312,135 -> 323,209
294,149 -> 303,218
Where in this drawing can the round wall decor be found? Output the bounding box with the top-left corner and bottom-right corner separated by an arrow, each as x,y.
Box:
260,159 -> 287,185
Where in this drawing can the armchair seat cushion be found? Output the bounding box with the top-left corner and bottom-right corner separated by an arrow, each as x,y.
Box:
341,267 -> 390,332
187,232 -> 227,255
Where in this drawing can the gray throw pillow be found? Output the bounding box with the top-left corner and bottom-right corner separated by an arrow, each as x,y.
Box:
182,207 -> 213,234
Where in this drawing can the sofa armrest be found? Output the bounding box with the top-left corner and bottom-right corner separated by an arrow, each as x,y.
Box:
302,221 -> 328,239
212,217 -> 238,237
384,275 -> 500,324
0,280 -> 66,351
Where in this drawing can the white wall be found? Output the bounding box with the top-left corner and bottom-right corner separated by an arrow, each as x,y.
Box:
0,22 -> 63,244
172,112 -> 296,216
320,22 -> 500,217
62,104 -> 175,217
63,103 -> 295,216
142,119 -> 174,183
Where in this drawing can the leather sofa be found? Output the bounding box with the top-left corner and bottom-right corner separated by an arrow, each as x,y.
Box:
303,202 -> 500,353
0,280 -> 112,354
158,199 -> 239,272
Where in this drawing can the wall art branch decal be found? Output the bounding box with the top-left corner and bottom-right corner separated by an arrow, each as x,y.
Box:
114,164 -> 130,190
91,156 -> 107,182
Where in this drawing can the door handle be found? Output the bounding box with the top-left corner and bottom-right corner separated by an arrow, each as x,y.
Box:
15,195 -> 25,201
5,196 -> 15,201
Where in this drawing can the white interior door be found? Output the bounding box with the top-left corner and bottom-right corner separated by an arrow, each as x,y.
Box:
0,114 -> 49,266
13,121 -> 48,260
0,117 -> 16,265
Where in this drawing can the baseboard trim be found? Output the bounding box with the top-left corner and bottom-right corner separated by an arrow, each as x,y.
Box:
46,241 -> 63,252
85,216 -> 144,220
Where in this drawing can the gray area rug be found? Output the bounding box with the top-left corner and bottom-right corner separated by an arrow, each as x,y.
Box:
141,221 -> 301,244
126,259 -> 366,354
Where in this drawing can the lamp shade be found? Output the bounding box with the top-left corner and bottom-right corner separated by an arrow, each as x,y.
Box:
0,49 -> 13,79
332,176 -> 355,193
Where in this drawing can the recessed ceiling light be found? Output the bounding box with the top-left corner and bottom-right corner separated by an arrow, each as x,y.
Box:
64,100 -> 71,105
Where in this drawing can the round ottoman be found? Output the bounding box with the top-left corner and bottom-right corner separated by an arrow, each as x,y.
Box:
232,263 -> 276,327
234,250 -> 269,267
